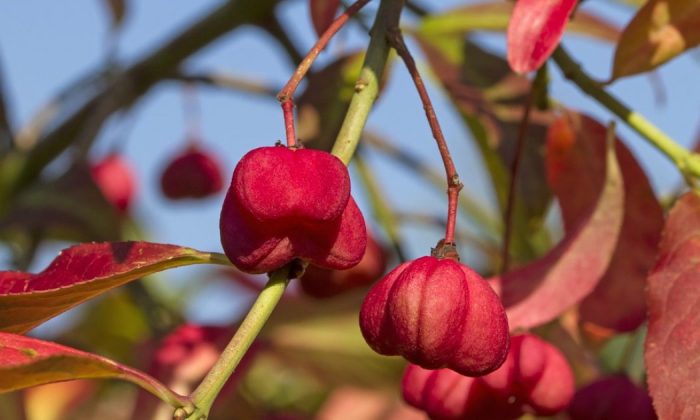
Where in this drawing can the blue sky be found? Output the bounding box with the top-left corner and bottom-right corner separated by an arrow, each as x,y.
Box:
1,0 -> 699,328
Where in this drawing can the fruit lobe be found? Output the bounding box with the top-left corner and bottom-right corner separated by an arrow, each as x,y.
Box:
402,334 -> 575,420
220,146 -> 366,274
90,154 -> 136,213
160,145 -> 224,200
299,233 -> 386,298
359,256 -> 509,376
233,146 -> 350,222
568,375 -> 657,420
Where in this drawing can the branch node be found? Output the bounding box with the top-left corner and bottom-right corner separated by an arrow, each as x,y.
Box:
431,239 -> 460,261
355,78 -> 369,92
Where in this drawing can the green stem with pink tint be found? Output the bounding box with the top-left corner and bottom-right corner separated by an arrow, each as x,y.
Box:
177,267 -> 291,420
331,0 -> 404,164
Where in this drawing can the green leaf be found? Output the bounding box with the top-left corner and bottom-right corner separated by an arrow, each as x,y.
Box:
0,241 -> 229,334
0,332 -> 187,407
611,0 -> 700,80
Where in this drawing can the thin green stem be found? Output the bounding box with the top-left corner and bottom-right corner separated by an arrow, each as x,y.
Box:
362,130 -> 500,238
501,87 -> 534,274
206,252 -> 235,266
552,46 -> 700,183
181,267 -> 291,419
331,0 -> 405,164
354,150 -> 407,261
276,0 -> 372,103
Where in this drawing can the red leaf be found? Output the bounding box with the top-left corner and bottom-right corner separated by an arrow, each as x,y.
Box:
547,112 -> 663,331
507,0 -> 578,73
0,241 -> 226,334
0,332 -> 186,407
645,192 -> 700,420
420,1 -> 620,44
493,125 -> 624,331
309,0 -> 341,37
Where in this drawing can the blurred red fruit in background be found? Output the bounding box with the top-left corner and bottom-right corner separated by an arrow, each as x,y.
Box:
160,145 -> 224,200
300,233 -> 386,298
90,154 -> 136,214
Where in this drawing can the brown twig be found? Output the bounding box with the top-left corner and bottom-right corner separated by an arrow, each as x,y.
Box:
13,0 -> 282,194
0,56 -> 13,152
169,72 -> 279,97
276,0 -> 372,146
386,28 -> 463,245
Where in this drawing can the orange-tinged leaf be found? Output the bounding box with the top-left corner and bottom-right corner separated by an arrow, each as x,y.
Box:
507,0 -> 578,73
0,242 -> 228,334
309,0 -> 341,37
612,0 -> 700,80
24,380 -> 95,420
0,332 -> 187,406
547,112 -> 663,331
494,126 -> 625,331
645,192 -> 700,420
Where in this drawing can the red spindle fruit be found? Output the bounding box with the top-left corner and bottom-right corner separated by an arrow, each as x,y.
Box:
220,146 -> 366,274
160,145 -> 224,199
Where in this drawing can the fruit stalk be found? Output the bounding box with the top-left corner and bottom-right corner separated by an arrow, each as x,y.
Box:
281,100 -> 297,147
182,83 -> 203,143
183,266 -> 291,419
386,28 -> 462,244
276,0 -> 372,147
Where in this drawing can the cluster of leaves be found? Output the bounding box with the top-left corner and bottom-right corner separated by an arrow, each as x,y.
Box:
0,0 -> 699,419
